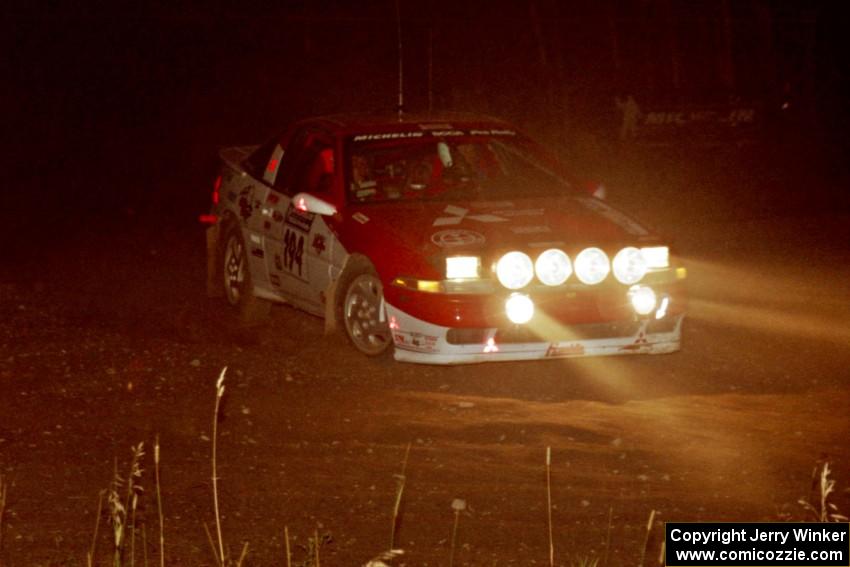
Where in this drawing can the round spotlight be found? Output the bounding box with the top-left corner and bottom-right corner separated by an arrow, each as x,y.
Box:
613,247 -> 648,285
505,293 -> 534,324
535,249 -> 572,286
574,247 -> 610,285
628,285 -> 657,315
496,251 -> 534,290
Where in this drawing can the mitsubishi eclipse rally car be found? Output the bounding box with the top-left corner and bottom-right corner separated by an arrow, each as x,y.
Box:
202,113 -> 686,364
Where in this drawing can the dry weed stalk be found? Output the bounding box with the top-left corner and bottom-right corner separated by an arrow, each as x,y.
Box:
154,435 -> 165,567
363,549 -> 404,566
448,498 -> 466,567
799,461 -> 848,522
108,443 -> 145,567
212,366 -> 227,565
603,505 -> 613,567
0,474 -> 7,558
87,490 -> 106,567
638,509 -> 656,567
390,443 -> 411,550
546,446 -> 554,567
285,526 -> 292,567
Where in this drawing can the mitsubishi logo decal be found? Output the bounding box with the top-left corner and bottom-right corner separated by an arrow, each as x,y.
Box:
432,205 -> 508,226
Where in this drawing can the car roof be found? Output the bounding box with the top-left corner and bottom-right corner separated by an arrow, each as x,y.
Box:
298,111 -> 516,136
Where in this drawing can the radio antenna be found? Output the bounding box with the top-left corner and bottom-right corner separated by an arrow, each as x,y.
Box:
395,0 -> 404,120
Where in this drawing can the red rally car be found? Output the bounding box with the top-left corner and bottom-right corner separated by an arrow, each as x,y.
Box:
203,113 -> 686,364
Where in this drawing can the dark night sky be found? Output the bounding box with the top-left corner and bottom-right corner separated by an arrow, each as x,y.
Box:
3,1 -> 849,226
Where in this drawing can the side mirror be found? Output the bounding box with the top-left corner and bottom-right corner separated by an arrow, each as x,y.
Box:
292,192 -> 337,216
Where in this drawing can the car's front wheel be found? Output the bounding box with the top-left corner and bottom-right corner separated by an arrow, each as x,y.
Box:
340,267 -> 393,356
219,225 -> 270,325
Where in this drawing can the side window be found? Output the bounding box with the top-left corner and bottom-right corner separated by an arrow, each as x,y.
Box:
244,138 -> 279,180
274,130 -> 335,195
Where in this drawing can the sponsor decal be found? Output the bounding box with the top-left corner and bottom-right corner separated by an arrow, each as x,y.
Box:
546,343 -> 585,357
274,254 -> 283,271
312,234 -> 326,255
577,197 -> 648,236
432,204 -> 508,226
270,274 -> 281,287
353,132 -> 425,142
283,228 -> 305,278
226,190 -> 237,203
238,186 -> 255,220
430,130 -> 464,137
469,129 -> 516,136
266,193 -> 280,204
251,248 -> 264,259
352,212 -> 370,224
621,331 -> 650,351
431,229 -> 486,248
284,204 -> 315,232
394,331 -> 439,352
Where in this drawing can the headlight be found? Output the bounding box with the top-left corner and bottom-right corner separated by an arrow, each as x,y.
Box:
574,247 -> 610,285
535,249 -> 572,286
628,285 -> 657,315
496,251 -> 534,290
613,247 -> 648,284
505,293 -> 534,324
446,256 -> 480,279
640,246 -> 669,269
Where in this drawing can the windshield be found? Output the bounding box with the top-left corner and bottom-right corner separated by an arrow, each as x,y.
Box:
345,134 -> 574,204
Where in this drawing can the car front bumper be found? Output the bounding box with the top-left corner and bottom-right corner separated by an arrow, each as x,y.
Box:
385,301 -> 683,365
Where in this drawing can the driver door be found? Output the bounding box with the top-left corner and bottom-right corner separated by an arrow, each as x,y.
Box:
261,127 -> 337,314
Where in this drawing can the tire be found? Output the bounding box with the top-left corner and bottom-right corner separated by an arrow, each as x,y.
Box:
219,225 -> 271,326
337,263 -> 393,356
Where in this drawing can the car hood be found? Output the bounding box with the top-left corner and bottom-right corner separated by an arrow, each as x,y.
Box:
347,196 -> 658,261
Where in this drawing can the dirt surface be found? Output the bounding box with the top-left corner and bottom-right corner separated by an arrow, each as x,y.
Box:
2,148 -> 850,566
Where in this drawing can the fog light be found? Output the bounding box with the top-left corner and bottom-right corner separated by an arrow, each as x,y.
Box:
505,293 -> 534,324
628,285 -> 657,315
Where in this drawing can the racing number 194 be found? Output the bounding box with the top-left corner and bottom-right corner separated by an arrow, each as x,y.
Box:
283,228 -> 304,276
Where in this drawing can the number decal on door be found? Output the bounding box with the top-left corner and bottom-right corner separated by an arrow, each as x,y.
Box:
283,228 -> 304,276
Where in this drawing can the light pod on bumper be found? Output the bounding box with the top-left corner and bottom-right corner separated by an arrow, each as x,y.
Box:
446,256 -> 481,279
496,251 -> 534,290
535,248 -> 572,286
628,285 -> 657,315
505,293 -> 534,324
613,247 -> 648,285
574,247 -> 610,285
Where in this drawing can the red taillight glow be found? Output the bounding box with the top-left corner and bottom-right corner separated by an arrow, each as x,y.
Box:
199,214 -> 218,225
296,196 -> 308,212
267,158 -> 278,173
212,175 -> 222,205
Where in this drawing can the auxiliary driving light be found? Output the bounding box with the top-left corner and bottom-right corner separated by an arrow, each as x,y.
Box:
628,285 -> 657,315
613,247 -> 648,285
496,251 -> 534,289
535,248 -> 572,286
505,293 -> 534,324
574,247 -> 610,285
446,256 -> 481,279
640,246 -> 669,269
